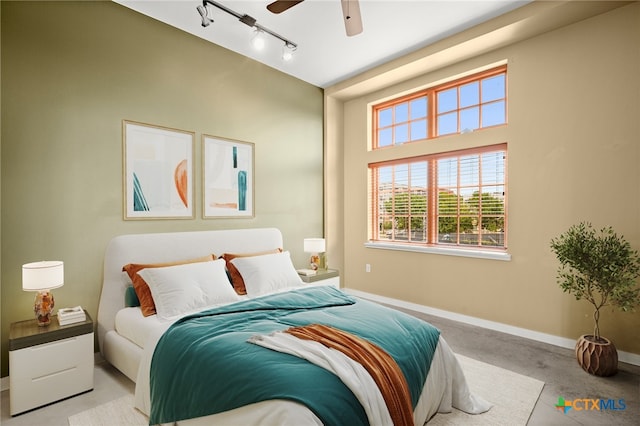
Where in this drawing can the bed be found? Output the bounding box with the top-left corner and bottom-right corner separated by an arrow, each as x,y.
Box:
97,228 -> 491,425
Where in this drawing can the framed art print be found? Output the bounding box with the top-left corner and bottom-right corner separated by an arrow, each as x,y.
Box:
202,135 -> 254,218
123,120 -> 195,220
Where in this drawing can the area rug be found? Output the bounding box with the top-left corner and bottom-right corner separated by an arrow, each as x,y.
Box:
69,354 -> 543,426
68,395 -> 147,426
428,354 -> 545,425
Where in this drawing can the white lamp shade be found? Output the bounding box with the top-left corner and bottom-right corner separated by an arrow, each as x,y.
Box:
303,238 -> 326,253
22,261 -> 64,291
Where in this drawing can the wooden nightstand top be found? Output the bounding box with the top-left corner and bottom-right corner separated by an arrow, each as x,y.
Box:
300,269 -> 339,283
9,311 -> 93,351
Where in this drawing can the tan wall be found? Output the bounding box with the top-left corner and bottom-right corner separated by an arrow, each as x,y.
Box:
1,1 -> 324,377
328,3 -> 640,356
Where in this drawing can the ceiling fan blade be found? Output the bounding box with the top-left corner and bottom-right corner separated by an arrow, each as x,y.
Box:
341,0 -> 363,36
267,0 -> 304,14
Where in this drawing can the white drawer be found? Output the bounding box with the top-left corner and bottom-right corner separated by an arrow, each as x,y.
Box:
10,333 -> 94,415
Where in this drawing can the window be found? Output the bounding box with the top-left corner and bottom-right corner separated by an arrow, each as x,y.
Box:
373,66 -> 507,148
369,65 -> 509,255
370,144 -> 507,249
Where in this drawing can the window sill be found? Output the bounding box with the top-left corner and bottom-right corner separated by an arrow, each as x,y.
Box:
364,241 -> 511,261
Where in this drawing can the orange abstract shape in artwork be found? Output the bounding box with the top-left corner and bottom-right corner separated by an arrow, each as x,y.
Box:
174,159 -> 188,208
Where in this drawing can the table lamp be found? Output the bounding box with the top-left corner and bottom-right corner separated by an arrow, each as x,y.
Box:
304,238 -> 327,271
22,261 -> 64,326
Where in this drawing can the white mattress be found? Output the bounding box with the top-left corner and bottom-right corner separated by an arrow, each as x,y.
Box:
115,307 -> 173,349
114,295 -> 254,349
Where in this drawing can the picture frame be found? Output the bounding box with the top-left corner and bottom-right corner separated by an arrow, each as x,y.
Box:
123,120 -> 195,220
202,135 -> 255,218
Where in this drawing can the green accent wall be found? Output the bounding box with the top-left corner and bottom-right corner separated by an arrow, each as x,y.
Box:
1,1 -> 324,377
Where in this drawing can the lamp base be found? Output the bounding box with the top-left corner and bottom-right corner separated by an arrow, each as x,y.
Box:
34,290 -> 55,326
309,252 -> 328,271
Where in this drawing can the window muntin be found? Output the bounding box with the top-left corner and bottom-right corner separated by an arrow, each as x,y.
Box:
370,145 -> 507,249
373,66 -> 506,148
436,72 -> 506,136
375,94 -> 428,147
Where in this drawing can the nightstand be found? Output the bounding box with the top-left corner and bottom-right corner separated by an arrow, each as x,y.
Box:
9,311 -> 94,415
300,269 -> 340,288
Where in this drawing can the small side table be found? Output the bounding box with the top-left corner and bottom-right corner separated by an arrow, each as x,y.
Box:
300,269 -> 340,289
9,311 -> 94,415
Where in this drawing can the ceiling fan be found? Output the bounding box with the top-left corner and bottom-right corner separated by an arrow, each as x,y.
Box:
267,0 -> 363,37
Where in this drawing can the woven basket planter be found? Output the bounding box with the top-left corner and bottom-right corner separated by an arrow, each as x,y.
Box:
575,335 -> 618,377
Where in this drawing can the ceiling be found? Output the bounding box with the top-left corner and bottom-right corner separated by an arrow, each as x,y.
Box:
114,0 -> 532,88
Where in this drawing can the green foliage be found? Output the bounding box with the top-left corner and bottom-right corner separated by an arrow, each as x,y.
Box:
550,222 -> 640,339
383,192 -> 426,232
384,190 -> 505,235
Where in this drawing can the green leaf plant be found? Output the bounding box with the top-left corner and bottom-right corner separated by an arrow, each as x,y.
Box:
550,222 -> 640,342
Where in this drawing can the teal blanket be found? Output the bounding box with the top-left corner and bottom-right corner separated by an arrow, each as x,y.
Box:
149,286 -> 440,425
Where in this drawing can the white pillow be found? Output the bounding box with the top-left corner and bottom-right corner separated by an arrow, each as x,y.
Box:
138,259 -> 239,319
230,251 -> 303,297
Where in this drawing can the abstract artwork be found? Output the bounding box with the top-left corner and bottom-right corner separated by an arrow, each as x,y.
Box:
203,135 -> 254,218
123,120 -> 195,220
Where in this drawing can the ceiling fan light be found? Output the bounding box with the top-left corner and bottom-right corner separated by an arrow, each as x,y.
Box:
251,28 -> 266,50
282,43 -> 296,61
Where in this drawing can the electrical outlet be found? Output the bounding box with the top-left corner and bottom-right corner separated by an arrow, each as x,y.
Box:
365,264 -> 371,273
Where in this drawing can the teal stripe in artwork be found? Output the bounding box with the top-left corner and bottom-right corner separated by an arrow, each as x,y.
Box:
238,170 -> 247,211
233,146 -> 238,168
133,172 -> 149,211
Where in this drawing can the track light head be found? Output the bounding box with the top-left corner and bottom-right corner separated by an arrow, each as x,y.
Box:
251,29 -> 266,50
282,42 -> 296,61
196,4 -> 213,27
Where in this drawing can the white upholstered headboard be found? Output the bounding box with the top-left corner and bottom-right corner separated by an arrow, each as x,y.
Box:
97,228 -> 283,354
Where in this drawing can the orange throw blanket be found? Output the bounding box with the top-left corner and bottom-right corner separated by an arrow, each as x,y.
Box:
285,323 -> 414,426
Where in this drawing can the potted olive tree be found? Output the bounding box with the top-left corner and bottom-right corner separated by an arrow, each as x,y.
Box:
550,222 -> 640,376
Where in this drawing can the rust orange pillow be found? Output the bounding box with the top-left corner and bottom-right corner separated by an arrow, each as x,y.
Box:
122,254 -> 215,317
222,249 -> 282,295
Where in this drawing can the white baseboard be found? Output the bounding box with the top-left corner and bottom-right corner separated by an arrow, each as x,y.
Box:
345,288 -> 640,367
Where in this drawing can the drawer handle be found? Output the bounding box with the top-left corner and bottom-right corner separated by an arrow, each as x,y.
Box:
30,337 -> 77,351
33,366 -> 77,382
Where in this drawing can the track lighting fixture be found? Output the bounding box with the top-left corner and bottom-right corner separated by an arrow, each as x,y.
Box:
197,0 -> 297,60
